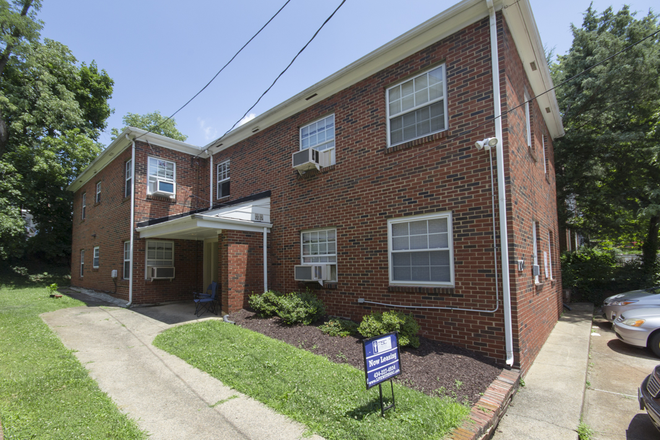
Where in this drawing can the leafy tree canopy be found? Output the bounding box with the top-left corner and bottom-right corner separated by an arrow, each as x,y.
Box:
0,0 -> 114,261
111,111 -> 188,142
553,5 -> 660,270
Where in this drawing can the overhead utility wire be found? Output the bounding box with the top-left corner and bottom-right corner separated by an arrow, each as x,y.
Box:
198,0 -> 348,157
131,0 -> 292,143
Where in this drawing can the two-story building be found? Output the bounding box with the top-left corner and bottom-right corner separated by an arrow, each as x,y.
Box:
68,0 -> 564,372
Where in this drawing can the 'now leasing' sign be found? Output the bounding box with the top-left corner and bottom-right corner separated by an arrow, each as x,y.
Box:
363,332 -> 402,389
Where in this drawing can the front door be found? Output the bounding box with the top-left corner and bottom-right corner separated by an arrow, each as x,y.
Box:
203,238 -> 219,289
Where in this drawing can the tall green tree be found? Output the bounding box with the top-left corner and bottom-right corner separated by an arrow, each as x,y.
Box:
0,1 -> 114,261
554,6 -> 660,271
111,111 -> 188,142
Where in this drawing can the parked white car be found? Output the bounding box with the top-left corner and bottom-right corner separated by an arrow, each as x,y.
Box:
613,307 -> 660,357
602,286 -> 660,322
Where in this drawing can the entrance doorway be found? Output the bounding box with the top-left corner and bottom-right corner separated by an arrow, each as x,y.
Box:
203,237 -> 219,289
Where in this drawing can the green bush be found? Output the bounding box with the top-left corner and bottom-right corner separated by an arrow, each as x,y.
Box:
319,318 -> 359,337
249,290 -> 326,325
357,310 -> 421,348
276,291 -> 326,325
248,290 -> 283,317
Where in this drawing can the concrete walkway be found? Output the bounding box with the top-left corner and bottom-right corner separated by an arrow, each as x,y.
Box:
492,303 -> 594,440
41,300 -> 323,440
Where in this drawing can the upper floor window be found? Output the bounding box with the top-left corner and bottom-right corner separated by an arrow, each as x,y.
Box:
388,212 -> 453,286
542,135 -> 548,174
301,114 -> 335,165
148,157 -> 176,197
95,181 -> 101,203
81,193 -> 86,220
387,65 -> 447,146
301,228 -> 337,282
217,160 -> 230,199
125,159 -> 132,198
524,90 -> 531,148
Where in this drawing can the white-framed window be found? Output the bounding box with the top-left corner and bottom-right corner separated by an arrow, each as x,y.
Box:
93,246 -> 100,268
125,159 -> 132,198
95,181 -> 101,203
146,240 -> 174,268
547,230 -> 554,280
542,135 -> 547,174
387,65 -> 447,146
217,160 -> 230,199
533,221 -> 540,284
123,241 -> 131,280
147,157 -> 176,196
300,114 -> 335,165
388,212 -> 453,286
81,193 -> 86,220
80,249 -> 85,277
301,228 -> 337,282
524,90 -> 531,148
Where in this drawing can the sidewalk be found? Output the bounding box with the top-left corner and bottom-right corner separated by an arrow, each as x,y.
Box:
491,303 -> 594,440
41,303 -> 323,440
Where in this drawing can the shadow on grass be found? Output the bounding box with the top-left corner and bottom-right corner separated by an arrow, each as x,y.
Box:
0,261 -> 71,290
345,396 -> 392,420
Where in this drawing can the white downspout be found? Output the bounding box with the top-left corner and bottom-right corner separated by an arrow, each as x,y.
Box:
263,227 -> 268,292
209,153 -> 214,208
126,135 -> 136,307
487,0 -> 514,367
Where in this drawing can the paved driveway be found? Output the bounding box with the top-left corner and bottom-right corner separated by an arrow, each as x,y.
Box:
583,312 -> 659,439
41,296 -> 322,440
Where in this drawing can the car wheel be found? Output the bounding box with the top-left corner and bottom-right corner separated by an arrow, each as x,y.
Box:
649,332 -> 660,358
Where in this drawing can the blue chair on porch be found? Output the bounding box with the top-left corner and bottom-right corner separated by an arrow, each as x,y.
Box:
193,282 -> 219,317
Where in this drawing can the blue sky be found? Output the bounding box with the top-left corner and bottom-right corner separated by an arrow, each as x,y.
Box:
39,0 -> 657,148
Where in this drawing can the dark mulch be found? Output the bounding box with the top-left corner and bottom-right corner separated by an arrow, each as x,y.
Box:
227,309 -> 503,406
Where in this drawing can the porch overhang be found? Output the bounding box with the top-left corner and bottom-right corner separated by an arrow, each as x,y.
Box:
136,197 -> 271,240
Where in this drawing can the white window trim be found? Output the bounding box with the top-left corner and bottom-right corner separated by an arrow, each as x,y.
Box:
547,230 -> 554,280
95,181 -> 101,203
80,249 -> 85,277
217,160 -> 230,199
300,114 -> 336,165
386,65 -> 448,147
542,135 -> 547,174
533,221 -> 540,284
125,159 -> 132,198
524,90 -> 531,148
81,193 -> 86,220
300,227 -> 338,282
387,212 -> 454,287
93,246 -> 100,269
123,241 -> 130,280
145,240 -> 175,279
147,156 -> 176,196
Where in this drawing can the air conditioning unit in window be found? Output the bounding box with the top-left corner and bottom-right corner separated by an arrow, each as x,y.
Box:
292,148 -> 320,174
153,179 -> 176,198
294,265 -> 330,284
148,266 -> 175,280
318,150 -> 333,167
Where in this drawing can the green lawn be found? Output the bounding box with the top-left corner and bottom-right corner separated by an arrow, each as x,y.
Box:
0,263 -> 146,439
154,320 -> 469,440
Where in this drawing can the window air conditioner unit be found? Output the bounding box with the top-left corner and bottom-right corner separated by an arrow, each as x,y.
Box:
318,149 -> 332,167
292,148 -> 320,174
294,264 -> 330,283
153,179 -> 176,198
149,266 -> 175,280
532,264 -> 540,277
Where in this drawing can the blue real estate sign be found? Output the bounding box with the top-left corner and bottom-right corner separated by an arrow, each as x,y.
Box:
363,332 -> 402,389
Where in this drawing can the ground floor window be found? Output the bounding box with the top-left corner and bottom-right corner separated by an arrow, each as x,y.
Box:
301,228 -> 337,282
146,240 -> 174,267
93,246 -> 100,268
80,250 -> 85,277
123,241 -> 130,280
388,212 -> 453,286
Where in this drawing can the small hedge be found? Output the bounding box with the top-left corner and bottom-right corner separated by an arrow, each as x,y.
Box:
358,310 -> 421,348
319,318 -> 359,337
248,290 -> 326,325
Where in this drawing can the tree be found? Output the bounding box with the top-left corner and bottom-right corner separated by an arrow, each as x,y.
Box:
553,6 -> 660,272
111,111 -> 188,142
0,2 -> 114,261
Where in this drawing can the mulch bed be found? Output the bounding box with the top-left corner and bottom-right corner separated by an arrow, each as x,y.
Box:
227,309 -> 503,406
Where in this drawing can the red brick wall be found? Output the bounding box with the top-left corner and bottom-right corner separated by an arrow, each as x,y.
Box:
219,230 -> 264,313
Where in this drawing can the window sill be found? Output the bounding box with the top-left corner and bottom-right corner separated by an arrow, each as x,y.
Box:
385,130 -> 448,155
147,194 -> 176,202
388,285 -> 455,295
528,146 -> 538,162
295,164 -> 336,180
216,195 -> 230,201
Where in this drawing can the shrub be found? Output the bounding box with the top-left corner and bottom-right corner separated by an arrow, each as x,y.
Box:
561,248 -> 617,303
319,318 -> 359,337
248,290 -> 283,317
357,310 -> 421,348
276,291 -> 326,325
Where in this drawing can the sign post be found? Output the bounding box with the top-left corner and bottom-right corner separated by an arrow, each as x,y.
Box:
362,332 -> 402,416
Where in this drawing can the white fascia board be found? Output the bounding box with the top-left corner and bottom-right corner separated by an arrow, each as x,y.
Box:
194,215 -> 272,233
136,213 -> 271,240
67,127 -> 204,193
204,0 -> 491,154
502,1 -> 564,139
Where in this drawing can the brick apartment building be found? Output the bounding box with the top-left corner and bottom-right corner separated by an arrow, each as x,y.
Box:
68,0 -> 564,372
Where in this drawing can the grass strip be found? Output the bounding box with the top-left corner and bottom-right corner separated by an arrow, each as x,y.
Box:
0,267 -> 146,439
154,320 -> 469,440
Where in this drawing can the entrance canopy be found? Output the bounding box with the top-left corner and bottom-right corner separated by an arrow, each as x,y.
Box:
136,196 -> 271,240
